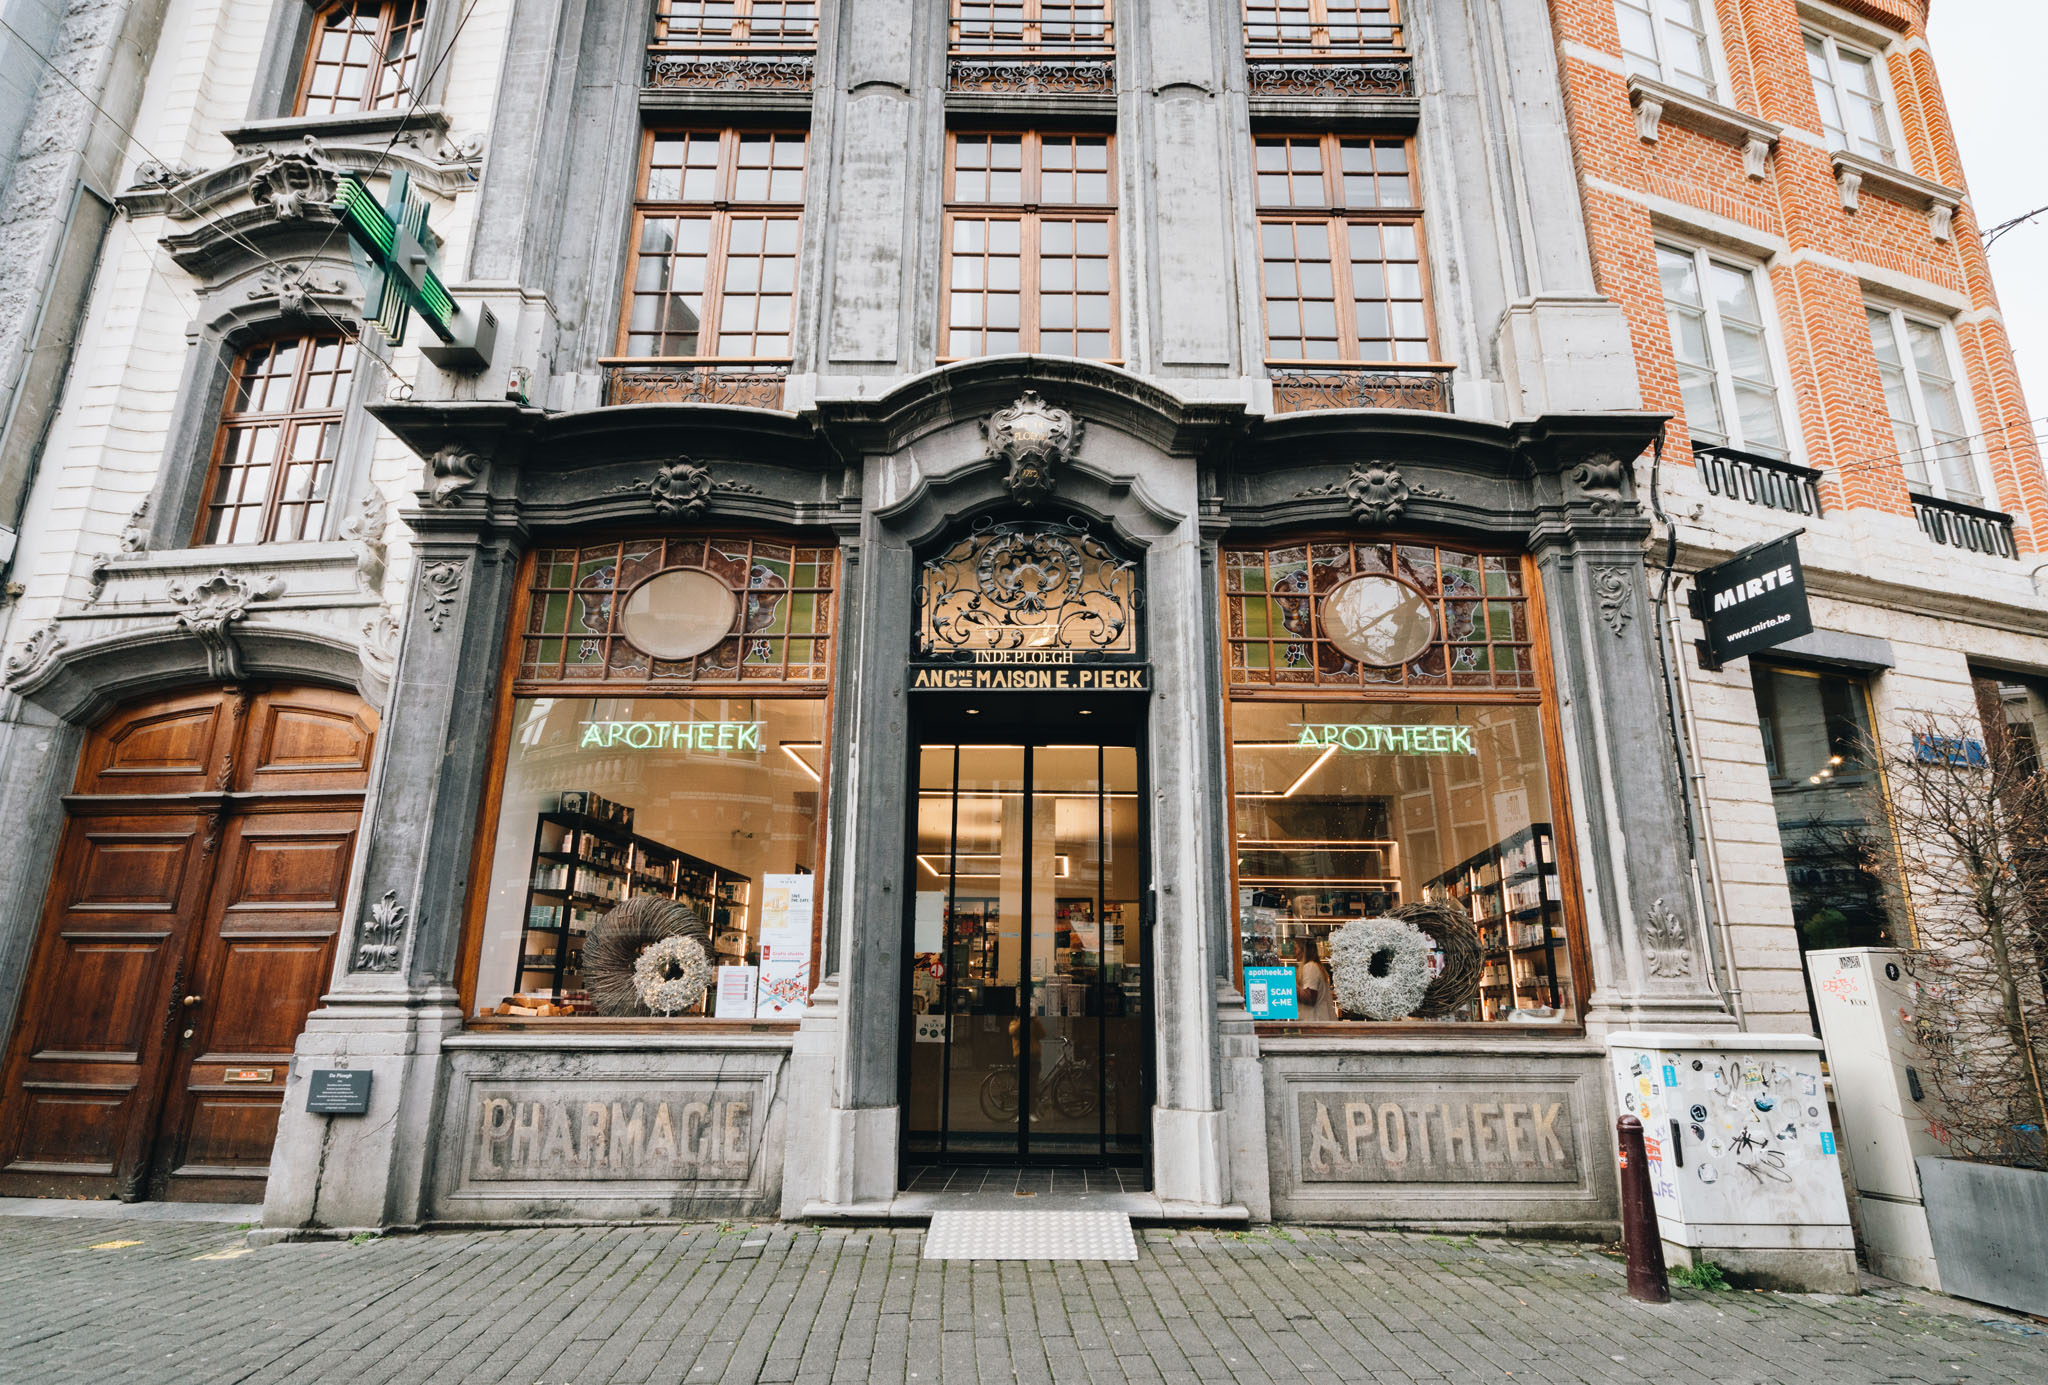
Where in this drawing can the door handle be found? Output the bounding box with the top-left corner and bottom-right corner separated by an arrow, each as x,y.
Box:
182,995 -> 204,1007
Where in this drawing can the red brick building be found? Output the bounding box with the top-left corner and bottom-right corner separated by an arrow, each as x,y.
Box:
1546,0 -> 2048,1037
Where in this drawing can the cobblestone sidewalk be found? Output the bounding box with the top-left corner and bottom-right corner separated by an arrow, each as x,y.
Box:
1,1214 -> 2043,1384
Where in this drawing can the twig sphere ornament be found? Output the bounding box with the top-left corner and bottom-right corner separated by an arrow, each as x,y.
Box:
585,895 -> 708,1017
1390,900 -> 1484,1019
1330,916 -> 1434,1020
633,935 -> 712,1015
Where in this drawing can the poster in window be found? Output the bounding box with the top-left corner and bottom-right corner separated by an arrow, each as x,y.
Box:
1244,965 -> 1298,1020
714,964 -> 758,1019
758,873 -> 814,1018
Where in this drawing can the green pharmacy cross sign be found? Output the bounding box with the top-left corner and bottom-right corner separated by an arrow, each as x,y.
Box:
331,171 -> 495,370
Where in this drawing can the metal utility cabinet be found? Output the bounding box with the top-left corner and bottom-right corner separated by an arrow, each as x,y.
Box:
1606,1032 -> 1857,1292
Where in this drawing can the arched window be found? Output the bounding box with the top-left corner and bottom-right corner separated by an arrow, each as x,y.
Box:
295,1 -> 428,117
199,333 -> 356,545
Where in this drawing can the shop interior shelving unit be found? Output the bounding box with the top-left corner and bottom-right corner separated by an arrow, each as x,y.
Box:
1423,823 -> 1566,1019
519,808 -> 751,1014
1235,838 -> 1402,966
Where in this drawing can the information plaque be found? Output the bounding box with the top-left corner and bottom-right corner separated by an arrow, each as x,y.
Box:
306,1068 -> 373,1115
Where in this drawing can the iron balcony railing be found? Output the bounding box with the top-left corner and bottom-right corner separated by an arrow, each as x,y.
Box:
645,2 -> 817,90
1695,445 -> 1824,517
602,361 -> 790,410
1912,490 -> 2019,560
1243,7 -> 1411,98
1268,364 -> 1453,414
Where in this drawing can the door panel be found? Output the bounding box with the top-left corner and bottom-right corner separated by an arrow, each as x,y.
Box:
152,810 -> 357,1201
906,738 -> 1147,1166
0,816 -> 209,1197
77,692 -> 232,795
0,683 -> 375,1203
236,687 -> 375,792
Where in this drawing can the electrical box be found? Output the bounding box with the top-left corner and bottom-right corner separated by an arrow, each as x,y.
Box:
1807,946 -> 1944,1289
1607,1031 -> 1856,1292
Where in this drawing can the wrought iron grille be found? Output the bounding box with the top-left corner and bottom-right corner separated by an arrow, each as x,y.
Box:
603,364 -> 789,409
646,1 -> 816,90
1269,366 -> 1452,414
1695,447 -> 1823,517
1912,492 -> 2019,560
918,519 -> 1140,657
1244,57 -> 1413,97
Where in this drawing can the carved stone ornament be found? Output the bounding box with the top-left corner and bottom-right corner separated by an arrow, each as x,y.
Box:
340,491 -> 387,592
1571,451 -> 1632,515
361,608 -> 400,671
166,569 -> 285,680
119,498 -> 151,554
251,261 -> 347,318
85,554 -> 113,605
131,159 -> 200,189
416,559 -> 465,633
1593,565 -> 1634,636
648,459 -> 716,518
981,391 -> 1082,509
3,621 -> 67,683
1643,897 -> 1694,979
249,136 -> 340,220
425,445 -> 484,507
352,890 -> 409,973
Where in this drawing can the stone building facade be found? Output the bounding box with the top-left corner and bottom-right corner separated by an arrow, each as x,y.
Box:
0,0 -> 1927,1235
1542,0 -> 2048,1036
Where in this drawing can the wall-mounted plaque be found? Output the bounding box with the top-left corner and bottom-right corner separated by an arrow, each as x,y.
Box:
306,1068 -> 373,1115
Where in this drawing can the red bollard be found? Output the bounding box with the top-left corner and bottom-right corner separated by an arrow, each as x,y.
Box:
1616,1115 -> 1670,1303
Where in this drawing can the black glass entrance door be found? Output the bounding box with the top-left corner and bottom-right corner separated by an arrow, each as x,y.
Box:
905,740 -> 1146,1164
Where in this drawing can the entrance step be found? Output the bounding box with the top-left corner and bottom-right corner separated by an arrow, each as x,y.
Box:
924,1209 -> 1137,1260
803,1192 -> 1250,1225
0,1197 -> 253,1223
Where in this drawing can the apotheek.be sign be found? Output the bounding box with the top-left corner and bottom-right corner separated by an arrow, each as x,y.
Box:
1687,532 -> 1813,669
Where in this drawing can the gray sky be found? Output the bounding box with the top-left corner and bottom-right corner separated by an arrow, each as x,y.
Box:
1929,3 -> 2048,442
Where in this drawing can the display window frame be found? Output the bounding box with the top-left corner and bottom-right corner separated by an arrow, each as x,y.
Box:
1217,531 -> 1593,1037
456,529 -> 840,1032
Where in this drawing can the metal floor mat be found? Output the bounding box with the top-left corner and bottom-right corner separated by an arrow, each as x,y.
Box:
922,1209 -> 1137,1260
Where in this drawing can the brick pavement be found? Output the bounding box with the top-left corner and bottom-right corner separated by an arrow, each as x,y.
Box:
0,1214 -> 2043,1384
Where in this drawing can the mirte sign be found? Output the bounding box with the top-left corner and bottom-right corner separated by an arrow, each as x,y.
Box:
1688,532 -> 1813,670
1295,1088 -> 1580,1184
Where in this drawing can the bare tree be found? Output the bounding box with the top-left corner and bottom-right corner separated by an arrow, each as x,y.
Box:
1863,711 -> 2048,1169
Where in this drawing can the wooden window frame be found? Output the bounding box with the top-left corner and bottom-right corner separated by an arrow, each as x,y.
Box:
949,1 -> 1114,55
1803,28 -> 1900,168
1612,0 -> 1719,102
292,0 -> 428,119
1865,303 -> 1988,506
652,0 -> 819,52
1656,242 -> 1796,462
1217,535 -> 1592,1034
613,127 -> 809,368
1242,0 -> 1403,56
195,332 -> 356,547
457,531 -> 841,1031
940,129 -> 1121,364
1254,132 -> 1443,369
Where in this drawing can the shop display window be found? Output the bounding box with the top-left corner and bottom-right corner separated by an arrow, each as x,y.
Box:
467,534 -> 836,1023
1224,539 -> 1577,1025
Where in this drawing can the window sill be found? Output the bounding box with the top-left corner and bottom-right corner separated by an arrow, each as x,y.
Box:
220,107 -> 451,154
450,1020 -> 799,1047
1254,1022 -> 1591,1047
1626,75 -> 1780,179
1831,150 -> 1962,240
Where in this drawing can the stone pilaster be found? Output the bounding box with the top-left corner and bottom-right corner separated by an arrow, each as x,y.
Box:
262,498 -> 527,1233
1526,435 -> 1734,1035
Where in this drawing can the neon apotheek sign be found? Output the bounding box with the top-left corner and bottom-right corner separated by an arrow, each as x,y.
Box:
1294,724 -> 1476,755
579,720 -> 764,751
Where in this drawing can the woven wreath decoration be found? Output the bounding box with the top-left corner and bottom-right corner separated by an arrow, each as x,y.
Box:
585,895 -> 709,1017
1330,916 -> 1434,1020
633,934 -> 712,1015
1389,899 -> 1484,1019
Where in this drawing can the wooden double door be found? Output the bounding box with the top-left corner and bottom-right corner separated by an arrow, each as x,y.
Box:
0,684 -> 376,1203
